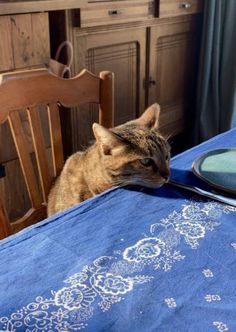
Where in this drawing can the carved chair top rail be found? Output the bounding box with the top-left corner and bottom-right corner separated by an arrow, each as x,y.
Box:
0,69 -> 102,123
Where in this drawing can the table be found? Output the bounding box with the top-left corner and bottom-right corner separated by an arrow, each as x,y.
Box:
1,129 -> 236,332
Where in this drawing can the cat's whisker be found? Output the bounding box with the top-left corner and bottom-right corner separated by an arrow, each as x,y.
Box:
165,133 -> 174,143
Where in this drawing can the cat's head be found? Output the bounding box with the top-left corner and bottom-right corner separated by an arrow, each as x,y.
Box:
93,103 -> 170,189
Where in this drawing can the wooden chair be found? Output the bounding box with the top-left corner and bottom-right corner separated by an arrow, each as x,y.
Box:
0,68 -> 114,239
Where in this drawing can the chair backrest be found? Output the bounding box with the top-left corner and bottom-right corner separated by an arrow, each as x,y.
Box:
0,68 -> 114,239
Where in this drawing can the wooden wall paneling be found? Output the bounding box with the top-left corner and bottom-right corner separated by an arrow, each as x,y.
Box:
0,16 -> 14,72
11,14 -> 35,69
69,26 -> 146,151
148,17 -> 199,137
11,13 -> 50,70
32,13 -> 51,66
0,0 -> 87,16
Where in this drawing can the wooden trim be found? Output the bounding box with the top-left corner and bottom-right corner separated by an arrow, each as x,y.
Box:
0,0 -> 87,16
27,106 -> 51,201
0,69 -> 101,123
10,206 -> 47,234
71,14 -> 201,34
47,103 -> 64,177
0,199 -> 11,240
8,111 -> 42,208
99,71 -> 114,128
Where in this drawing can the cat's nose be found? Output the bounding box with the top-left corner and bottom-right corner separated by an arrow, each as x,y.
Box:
161,170 -> 170,182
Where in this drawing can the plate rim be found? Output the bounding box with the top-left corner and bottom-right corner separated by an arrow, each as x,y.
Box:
192,148 -> 236,196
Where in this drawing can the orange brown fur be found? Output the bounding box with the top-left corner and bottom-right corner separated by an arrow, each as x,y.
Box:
47,104 -> 170,216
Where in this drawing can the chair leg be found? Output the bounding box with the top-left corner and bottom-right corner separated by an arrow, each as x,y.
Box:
0,201 -> 11,240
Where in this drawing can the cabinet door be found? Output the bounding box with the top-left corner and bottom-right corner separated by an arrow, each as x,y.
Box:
148,17 -> 199,137
70,27 -> 146,150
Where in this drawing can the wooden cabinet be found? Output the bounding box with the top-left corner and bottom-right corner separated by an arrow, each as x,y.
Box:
52,2 -> 202,152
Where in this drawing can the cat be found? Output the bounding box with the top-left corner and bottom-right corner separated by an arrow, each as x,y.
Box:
47,103 -> 170,216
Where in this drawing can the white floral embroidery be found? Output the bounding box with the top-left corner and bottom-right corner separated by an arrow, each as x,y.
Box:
202,269 -> 214,278
54,285 -> 96,310
205,294 -> 221,302
151,200 -> 223,249
123,237 -> 163,263
93,273 -> 133,295
69,306 -> 93,322
123,236 -> 185,272
24,311 -> 51,330
109,260 -> 145,275
51,308 -> 69,322
224,205 -> 236,213
231,242 -> 236,250
165,298 -> 177,308
0,199 -> 233,331
175,221 -> 205,239
213,321 -> 229,331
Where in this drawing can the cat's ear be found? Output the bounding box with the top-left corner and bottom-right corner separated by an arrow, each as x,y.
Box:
92,123 -> 124,155
137,103 -> 160,129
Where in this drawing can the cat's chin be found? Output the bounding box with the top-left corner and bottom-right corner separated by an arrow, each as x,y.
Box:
126,179 -> 167,189
144,182 -> 167,189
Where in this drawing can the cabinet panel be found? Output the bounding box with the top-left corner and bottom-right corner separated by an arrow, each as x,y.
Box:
0,17 -> 14,71
0,13 -> 50,71
149,17 -> 199,137
70,27 -> 146,150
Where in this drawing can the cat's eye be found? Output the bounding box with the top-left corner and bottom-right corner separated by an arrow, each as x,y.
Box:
140,158 -> 153,167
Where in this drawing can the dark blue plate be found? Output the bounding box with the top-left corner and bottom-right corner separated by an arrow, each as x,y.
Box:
192,148 -> 236,195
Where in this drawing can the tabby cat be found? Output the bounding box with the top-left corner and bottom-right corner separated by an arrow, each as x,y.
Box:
47,103 -> 170,216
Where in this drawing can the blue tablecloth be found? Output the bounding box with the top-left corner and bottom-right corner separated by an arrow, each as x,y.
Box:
1,129 -> 236,332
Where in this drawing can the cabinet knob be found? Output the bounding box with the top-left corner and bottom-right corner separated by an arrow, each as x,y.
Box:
108,9 -> 122,16
179,3 -> 192,9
